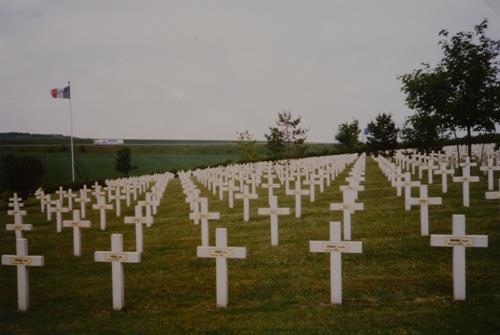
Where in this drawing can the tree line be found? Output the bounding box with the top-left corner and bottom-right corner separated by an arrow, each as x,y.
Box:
241,19 -> 498,161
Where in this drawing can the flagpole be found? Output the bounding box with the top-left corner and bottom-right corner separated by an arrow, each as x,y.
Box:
68,81 -> 75,182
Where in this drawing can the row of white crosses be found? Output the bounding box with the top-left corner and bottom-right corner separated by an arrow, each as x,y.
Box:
396,151 -> 485,208
181,154 -> 362,307
377,155 -> 442,236
194,157 -> 359,306
375,155 -> 489,300
2,172 -> 175,312
330,154 -> 366,241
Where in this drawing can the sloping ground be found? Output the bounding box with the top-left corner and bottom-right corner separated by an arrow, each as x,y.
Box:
0,157 -> 498,334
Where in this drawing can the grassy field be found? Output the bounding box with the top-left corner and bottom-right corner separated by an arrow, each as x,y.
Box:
0,157 -> 498,334
0,140 -> 337,187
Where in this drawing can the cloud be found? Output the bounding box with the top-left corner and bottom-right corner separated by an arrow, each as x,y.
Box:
0,0 -> 498,141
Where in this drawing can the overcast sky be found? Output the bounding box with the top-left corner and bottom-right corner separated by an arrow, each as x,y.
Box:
1,1 -> 499,142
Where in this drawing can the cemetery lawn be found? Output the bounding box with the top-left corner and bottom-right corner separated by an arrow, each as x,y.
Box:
0,157 -> 499,334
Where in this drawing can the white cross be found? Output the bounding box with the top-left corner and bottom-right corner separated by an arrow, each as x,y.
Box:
75,189 -> 91,218
52,200 -> 69,233
258,196 -> 290,246
63,209 -> 91,256
479,158 -> 500,191
235,185 -> 258,222
402,172 -> 421,211
423,158 -> 437,184
65,189 -> 77,211
330,190 -> 364,240
226,179 -> 239,209
95,234 -> 141,310
452,158 -> 479,207
309,221 -> 362,304
339,183 -> 364,201
285,178 -> 309,218
485,179 -> 500,200
55,186 -> 66,204
35,188 -> 45,213
92,196 -> 113,230
124,205 -> 153,253
303,176 -> 317,202
189,198 -> 220,246
1,239 -> 44,311
409,185 -> 442,236
7,203 -> 27,239
109,188 -> 126,217
197,228 -> 246,308
6,212 -> 32,239
261,175 -> 280,201
138,192 -> 155,219
434,161 -> 454,193
430,214 -> 488,300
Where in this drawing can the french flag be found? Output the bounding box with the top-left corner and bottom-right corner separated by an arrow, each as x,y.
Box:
51,85 -> 70,99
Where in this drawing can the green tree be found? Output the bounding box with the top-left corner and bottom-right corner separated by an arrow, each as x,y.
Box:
264,110 -> 309,159
335,120 -> 361,152
367,113 -> 399,155
401,113 -> 445,152
0,154 -> 44,196
115,147 -> 136,176
400,19 -> 500,157
236,130 -> 258,162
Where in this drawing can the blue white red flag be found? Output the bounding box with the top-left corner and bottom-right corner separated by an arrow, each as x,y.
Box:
51,85 -> 70,99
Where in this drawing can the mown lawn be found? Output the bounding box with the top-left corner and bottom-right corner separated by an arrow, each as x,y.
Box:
0,157 -> 498,334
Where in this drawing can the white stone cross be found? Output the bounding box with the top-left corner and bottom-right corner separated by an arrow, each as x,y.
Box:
52,200 -> 69,233
55,186 -> 66,204
402,172 -> 421,211
65,189 -> 77,211
6,212 -> 32,239
330,190 -> 364,240
109,188 -> 126,217
261,175 -> 281,201
303,176 -> 317,202
226,179 -> 239,209
409,185 -> 442,236
124,205 -> 153,253
35,188 -> 45,213
285,178 -> 309,218
75,189 -> 91,218
63,209 -> 91,256
235,185 -> 258,222
479,158 -> 500,191
92,196 -> 113,230
197,228 -> 246,308
485,179 -> 500,200
138,192 -> 155,219
1,239 -> 44,311
7,203 -> 27,239
434,161 -> 454,193
452,158 -> 479,207
95,234 -> 141,310
258,196 -> 290,246
430,214 -> 488,300
189,198 -> 220,246
309,222 -> 362,304
339,183 -> 364,201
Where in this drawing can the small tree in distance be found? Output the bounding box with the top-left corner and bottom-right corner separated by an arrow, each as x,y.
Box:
236,130 -> 258,162
264,110 -> 309,159
115,147 -> 136,176
335,120 -> 361,152
367,113 -> 399,156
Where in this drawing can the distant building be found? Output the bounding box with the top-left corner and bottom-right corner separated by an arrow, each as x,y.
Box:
93,139 -> 124,145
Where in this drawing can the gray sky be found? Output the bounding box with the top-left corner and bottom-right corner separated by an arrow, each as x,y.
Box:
1,1 -> 499,142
